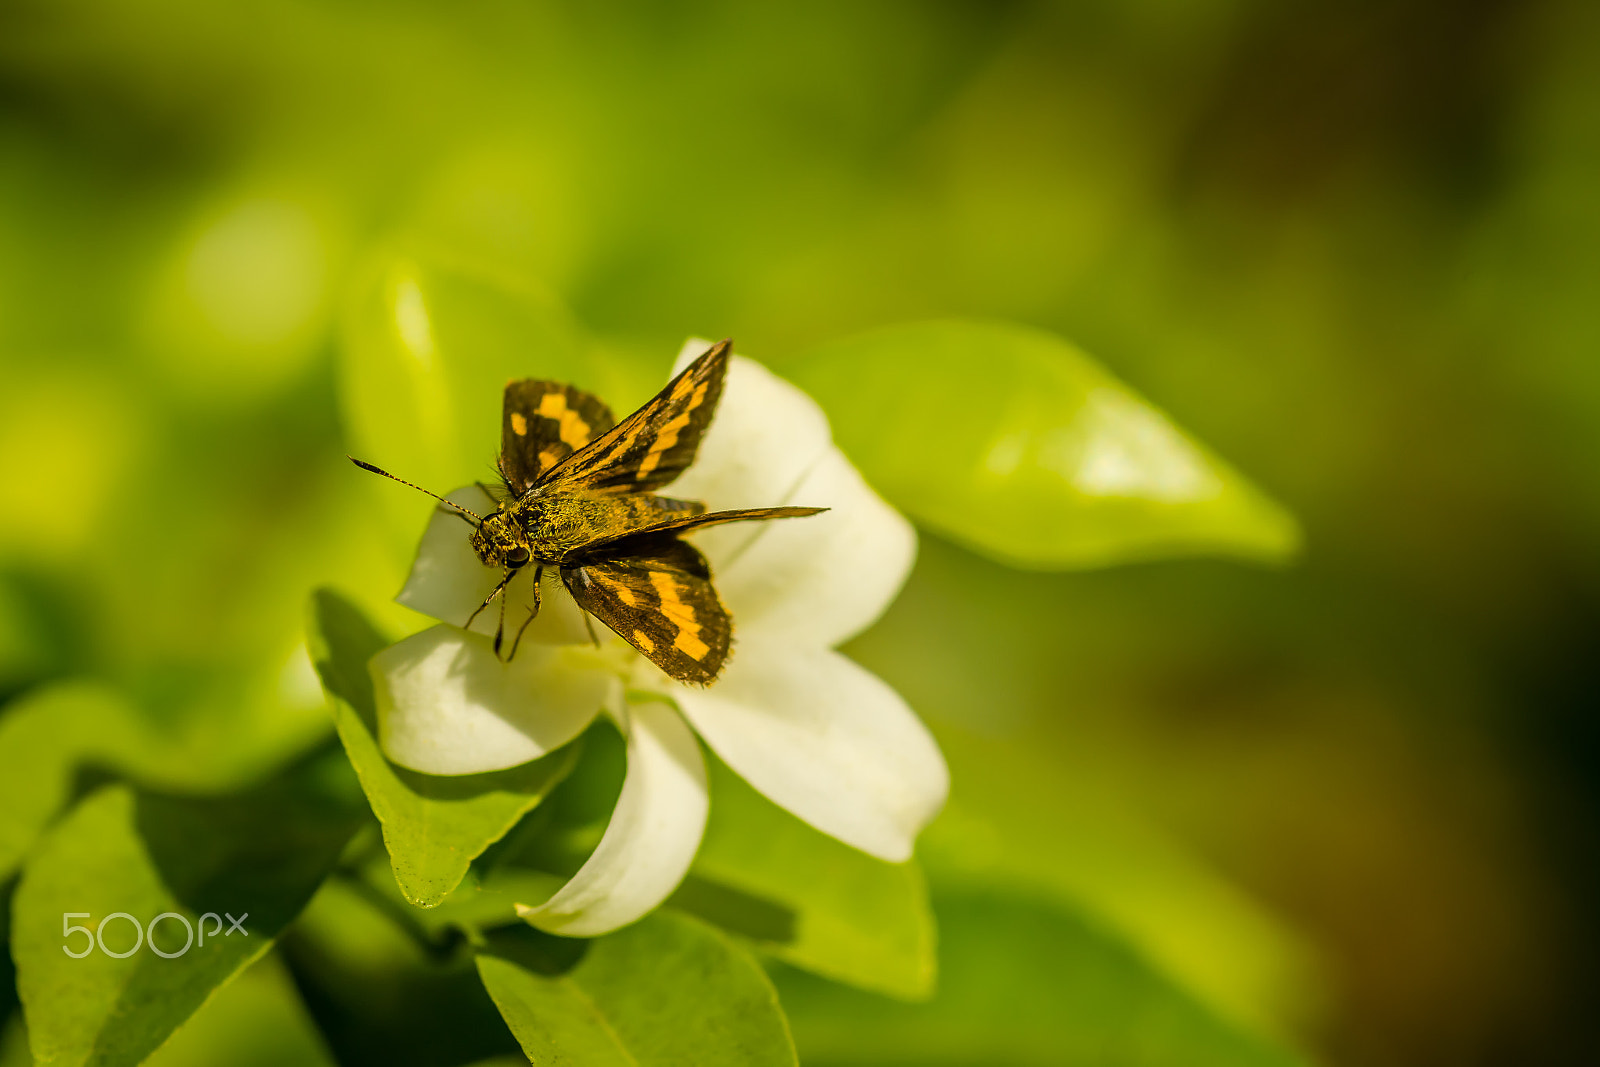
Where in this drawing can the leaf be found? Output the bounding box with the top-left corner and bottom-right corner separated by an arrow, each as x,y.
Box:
781,320 -> 1300,568
278,877 -> 521,1067
0,684 -> 133,885
476,910 -> 798,1066
338,249 -> 591,518
11,760 -> 361,1067
0,681 -> 317,886
350,849 -> 564,946
307,587 -> 579,906
142,953 -> 335,1067
772,888 -> 1310,1067
677,755 -> 936,1001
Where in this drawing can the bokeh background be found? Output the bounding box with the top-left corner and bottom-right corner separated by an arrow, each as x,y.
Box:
3,1 -> 1599,1064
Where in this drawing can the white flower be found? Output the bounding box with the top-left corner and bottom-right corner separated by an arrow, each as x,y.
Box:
369,340 -> 949,935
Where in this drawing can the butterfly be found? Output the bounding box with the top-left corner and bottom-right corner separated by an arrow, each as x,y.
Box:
351,340 -> 824,684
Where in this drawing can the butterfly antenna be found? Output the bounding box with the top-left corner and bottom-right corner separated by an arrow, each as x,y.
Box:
347,457 -> 484,524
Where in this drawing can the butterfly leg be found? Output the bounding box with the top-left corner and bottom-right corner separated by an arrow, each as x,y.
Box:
507,567 -> 544,661
492,587 -> 509,657
581,609 -> 601,648
464,568 -> 514,632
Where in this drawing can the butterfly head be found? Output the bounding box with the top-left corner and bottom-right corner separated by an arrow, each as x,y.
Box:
470,511 -> 531,569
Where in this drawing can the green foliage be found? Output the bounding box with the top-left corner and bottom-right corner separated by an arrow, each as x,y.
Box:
0,685 -> 158,886
783,321 -> 1300,569
775,888 -> 1307,1067
385,866 -> 567,945
0,681 -> 331,886
307,588 -> 578,907
477,910 -> 797,1066
142,955 -> 336,1067
279,877 -> 522,1066
11,763 -> 361,1067
682,756 -> 936,1001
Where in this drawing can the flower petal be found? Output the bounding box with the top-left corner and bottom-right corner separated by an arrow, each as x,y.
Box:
372,625 -> 612,775
516,700 -> 708,936
715,446 -> 916,648
395,486 -> 590,645
664,637 -> 947,862
666,340 -> 834,565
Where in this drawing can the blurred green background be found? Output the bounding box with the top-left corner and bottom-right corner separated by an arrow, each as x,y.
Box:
3,0 -> 1599,1064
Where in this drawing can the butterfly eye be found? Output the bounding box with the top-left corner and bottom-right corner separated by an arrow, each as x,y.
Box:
505,546 -> 531,565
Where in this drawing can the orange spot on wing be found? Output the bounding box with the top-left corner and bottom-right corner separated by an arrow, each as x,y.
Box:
510,412 -> 528,435
674,629 -> 710,660
557,412 -> 590,449
536,392 -> 591,448
607,420 -> 648,465
645,571 -> 710,660
636,412 -> 693,477
635,384 -> 707,479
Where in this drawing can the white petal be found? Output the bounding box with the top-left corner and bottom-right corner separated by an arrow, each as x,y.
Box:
666,340 -> 834,566
516,700 -> 707,936
665,637 -> 947,862
394,486 -> 590,645
715,446 -> 916,648
372,625 -> 611,775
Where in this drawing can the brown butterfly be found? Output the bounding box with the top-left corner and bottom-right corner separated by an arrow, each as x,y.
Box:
351,340 -> 824,684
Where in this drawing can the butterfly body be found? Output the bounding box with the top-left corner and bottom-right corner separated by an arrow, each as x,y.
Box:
364,339 -> 825,685
471,492 -> 704,567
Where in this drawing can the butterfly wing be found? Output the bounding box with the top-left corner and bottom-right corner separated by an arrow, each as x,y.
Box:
627,505 -> 826,539
566,505 -> 825,569
501,381 -> 616,495
541,340 -> 728,495
562,534 -> 731,685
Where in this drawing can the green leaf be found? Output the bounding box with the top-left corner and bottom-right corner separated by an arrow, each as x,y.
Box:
338,248 -> 591,509
11,763 -> 361,1067
773,888 -> 1310,1067
782,320 -> 1300,568
278,876 -> 521,1066
476,910 -> 798,1066
677,755 -> 936,1001
349,848 -> 563,946
0,684 -> 133,885
0,681 -> 320,886
307,587 -> 579,906
142,953 -> 335,1067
